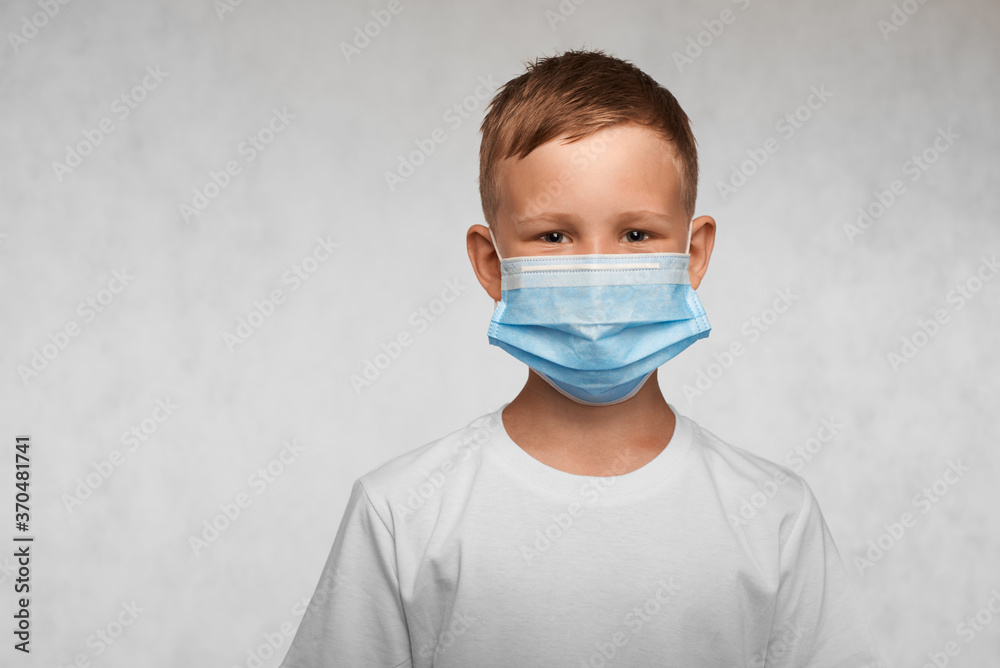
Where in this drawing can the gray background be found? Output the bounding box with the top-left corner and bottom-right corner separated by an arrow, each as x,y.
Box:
2,0 -> 998,665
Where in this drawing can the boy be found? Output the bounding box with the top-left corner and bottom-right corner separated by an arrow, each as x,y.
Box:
280,50 -> 886,667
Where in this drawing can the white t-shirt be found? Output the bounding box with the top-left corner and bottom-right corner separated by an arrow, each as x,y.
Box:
280,404 -> 886,667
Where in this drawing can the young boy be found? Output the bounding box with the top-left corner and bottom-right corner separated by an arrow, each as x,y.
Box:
280,50 -> 886,667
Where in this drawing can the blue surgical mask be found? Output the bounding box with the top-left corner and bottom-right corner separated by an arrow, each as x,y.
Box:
487,226 -> 711,406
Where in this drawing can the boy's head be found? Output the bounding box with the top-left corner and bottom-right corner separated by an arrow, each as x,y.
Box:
478,49 -> 699,230
468,49 -> 714,300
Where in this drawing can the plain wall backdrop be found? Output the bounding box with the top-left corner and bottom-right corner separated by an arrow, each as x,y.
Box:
2,0 -> 998,665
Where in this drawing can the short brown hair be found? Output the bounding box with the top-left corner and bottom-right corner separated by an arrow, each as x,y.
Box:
478,49 -> 699,227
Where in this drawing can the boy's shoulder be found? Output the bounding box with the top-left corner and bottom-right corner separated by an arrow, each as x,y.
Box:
353,409 -> 503,512
684,415 -> 817,534
688,416 -> 808,493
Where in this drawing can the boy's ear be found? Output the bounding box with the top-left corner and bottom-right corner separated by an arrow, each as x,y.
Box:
466,224 -> 502,302
688,215 -> 716,290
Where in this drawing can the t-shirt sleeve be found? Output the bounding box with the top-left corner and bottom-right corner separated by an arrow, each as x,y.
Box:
765,480 -> 887,668
280,479 -> 412,668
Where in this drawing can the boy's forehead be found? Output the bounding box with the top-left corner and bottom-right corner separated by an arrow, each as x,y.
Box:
510,123 -> 670,161
495,125 -> 685,225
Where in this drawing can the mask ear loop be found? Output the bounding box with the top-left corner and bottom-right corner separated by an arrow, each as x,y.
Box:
488,227 -> 503,309
489,226 -> 504,262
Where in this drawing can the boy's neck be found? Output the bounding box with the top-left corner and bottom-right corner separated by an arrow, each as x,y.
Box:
501,369 -> 677,477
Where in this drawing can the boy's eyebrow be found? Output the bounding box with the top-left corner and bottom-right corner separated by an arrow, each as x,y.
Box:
614,209 -> 675,224
513,210 -> 675,228
512,213 -> 577,227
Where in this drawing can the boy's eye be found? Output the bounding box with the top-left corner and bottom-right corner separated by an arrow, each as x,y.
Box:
541,232 -> 566,243
623,230 -> 648,242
